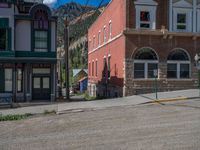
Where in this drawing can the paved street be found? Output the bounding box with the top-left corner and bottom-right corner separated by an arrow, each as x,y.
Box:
0,99 -> 200,150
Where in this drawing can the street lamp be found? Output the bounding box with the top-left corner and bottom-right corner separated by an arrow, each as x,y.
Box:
194,54 -> 200,97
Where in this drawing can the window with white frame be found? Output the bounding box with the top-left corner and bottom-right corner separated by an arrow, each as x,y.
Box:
167,49 -> 190,79
172,0 -> 192,32
103,26 -> 106,43
96,60 -> 98,77
177,13 -> 187,30
4,68 -> 12,92
173,9 -> 192,32
92,61 -> 94,76
98,31 -> 101,46
33,9 -> 49,52
109,22 -> 112,39
93,36 -> 96,49
134,48 -> 158,79
135,0 -> 157,30
140,11 -> 151,28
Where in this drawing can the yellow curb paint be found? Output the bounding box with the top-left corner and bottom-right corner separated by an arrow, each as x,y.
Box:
151,97 -> 188,103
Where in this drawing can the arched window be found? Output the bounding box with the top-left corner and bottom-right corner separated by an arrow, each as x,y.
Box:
31,5 -> 51,52
167,49 -> 190,79
34,9 -> 49,30
134,48 -> 158,79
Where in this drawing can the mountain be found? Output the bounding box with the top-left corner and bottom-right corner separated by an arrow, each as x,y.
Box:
53,2 -> 106,69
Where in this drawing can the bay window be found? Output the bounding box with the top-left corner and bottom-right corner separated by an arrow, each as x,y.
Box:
33,9 -> 49,52
0,18 -> 11,51
34,31 -> 48,51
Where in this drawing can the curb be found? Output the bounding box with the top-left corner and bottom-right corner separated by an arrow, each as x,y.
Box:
149,97 -> 188,104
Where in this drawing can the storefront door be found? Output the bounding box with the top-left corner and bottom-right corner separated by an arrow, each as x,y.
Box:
32,76 -> 50,100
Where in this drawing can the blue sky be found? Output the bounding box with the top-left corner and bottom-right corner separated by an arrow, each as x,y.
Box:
44,0 -> 111,8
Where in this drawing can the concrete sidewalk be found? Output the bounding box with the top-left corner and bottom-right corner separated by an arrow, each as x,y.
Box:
0,89 -> 199,115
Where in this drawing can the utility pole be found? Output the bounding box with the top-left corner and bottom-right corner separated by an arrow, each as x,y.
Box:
64,18 -> 70,100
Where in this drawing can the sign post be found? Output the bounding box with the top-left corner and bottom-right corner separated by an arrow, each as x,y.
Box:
153,69 -> 158,100
195,54 -> 200,97
196,64 -> 200,97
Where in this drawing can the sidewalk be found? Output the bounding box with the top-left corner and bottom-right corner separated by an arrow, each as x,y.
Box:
0,89 -> 199,116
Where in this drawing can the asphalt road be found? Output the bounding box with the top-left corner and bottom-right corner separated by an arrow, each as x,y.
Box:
0,99 -> 200,150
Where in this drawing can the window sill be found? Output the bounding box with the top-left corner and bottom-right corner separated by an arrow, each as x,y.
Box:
166,78 -> 193,81
133,78 -> 193,81
133,78 -> 159,81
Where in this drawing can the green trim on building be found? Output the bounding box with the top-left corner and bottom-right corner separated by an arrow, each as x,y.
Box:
15,51 -> 56,58
0,68 -> 5,92
7,27 -> 12,51
48,22 -> 51,52
14,15 -> 32,20
0,51 -> 15,57
0,51 -> 56,58
0,18 -> 9,28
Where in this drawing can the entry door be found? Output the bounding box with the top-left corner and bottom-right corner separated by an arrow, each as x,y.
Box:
32,77 -> 50,100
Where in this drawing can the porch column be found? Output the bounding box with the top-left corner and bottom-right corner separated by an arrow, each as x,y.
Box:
26,64 -> 31,102
50,64 -> 56,102
13,64 -> 16,102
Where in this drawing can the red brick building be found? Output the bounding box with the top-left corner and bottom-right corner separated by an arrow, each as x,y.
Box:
88,0 -> 200,98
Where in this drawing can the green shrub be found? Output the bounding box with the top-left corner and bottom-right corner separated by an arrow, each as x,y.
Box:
84,92 -> 96,101
0,114 -> 32,122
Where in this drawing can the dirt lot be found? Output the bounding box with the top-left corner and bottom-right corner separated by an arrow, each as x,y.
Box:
0,99 -> 200,150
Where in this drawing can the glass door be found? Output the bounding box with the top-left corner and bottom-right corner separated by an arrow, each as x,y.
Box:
32,76 -> 50,100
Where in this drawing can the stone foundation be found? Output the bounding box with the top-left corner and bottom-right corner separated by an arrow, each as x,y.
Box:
124,59 -> 198,96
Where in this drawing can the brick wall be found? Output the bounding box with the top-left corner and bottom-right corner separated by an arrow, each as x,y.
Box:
127,0 -> 169,29
124,34 -> 199,96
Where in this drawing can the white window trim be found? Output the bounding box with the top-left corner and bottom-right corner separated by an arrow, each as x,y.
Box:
95,59 -> 98,77
135,3 -> 157,30
103,26 -> 106,43
134,60 -> 158,79
98,31 -> 101,47
167,60 -> 191,79
109,21 -> 112,40
93,36 -> 96,50
173,8 -> 192,32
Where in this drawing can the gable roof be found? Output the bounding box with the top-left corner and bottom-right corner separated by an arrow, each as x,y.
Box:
73,69 -> 88,77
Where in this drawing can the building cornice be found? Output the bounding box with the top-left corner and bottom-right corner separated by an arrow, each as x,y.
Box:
123,28 -> 200,40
